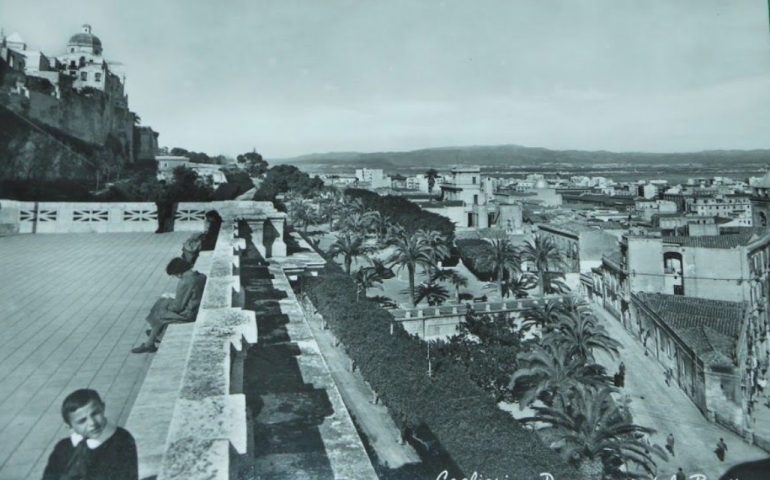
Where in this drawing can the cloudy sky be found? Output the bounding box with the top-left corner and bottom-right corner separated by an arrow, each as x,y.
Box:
2,0 -> 770,158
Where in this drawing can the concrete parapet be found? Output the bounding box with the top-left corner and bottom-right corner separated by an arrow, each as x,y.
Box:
125,203 -> 268,480
267,264 -> 378,479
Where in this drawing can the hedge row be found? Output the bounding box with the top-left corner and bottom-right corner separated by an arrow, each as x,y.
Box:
303,261 -> 575,480
455,238 -> 495,281
345,188 -> 459,266
345,188 -> 455,239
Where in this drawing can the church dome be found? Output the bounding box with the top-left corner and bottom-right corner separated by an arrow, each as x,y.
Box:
67,24 -> 102,54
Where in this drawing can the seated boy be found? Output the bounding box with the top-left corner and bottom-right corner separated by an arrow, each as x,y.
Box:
42,389 -> 137,480
132,257 -> 206,353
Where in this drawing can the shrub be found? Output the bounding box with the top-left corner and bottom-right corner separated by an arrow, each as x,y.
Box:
303,260 -> 575,480
455,238 -> 495,281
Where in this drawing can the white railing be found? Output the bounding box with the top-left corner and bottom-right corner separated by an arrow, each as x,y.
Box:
0,199 -> 217,234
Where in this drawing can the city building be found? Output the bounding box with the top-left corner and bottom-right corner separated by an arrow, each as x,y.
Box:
354,168 -> 389,189
630,293 -> 764,436
537,222 -> 619,274
156,155 -> 227,187
685,194 -> 752,227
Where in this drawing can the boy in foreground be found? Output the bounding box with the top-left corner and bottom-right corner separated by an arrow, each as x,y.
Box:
42,389 -> 137,480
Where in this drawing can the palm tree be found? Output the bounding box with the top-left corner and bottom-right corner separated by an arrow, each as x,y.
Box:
431,269 -> 468,303
369,258 -> 396,280
479,237 -> 521,298
547,312 -> 622,363
415,281 -> 450,306
416,229 -> 450,273
353,266 -> 384,301
505,272 -> 537,299
425,168 -> 439,200
288,198 -> 317,235
510,343 -> 609,409
340,212 -> 375,237
387,232 -> 433,306
520,298 -> 562,333
318,191 -> 343,230
328,233 -> 370,274
521,234 -> 563,297
557,294 -> 589,316
343,196 -> 369,216
523,385 -> 666,479
368,211 -> 392,244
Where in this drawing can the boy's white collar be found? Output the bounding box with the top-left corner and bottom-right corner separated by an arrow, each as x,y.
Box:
69,422 -> 117,449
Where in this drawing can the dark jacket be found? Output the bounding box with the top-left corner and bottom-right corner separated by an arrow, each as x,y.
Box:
42,427 -> 137,480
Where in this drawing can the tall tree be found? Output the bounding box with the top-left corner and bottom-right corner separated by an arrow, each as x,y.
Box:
432,269 -> 468,303
415,281 -> 450,306
523,385 -> 666,480
353,266 -> 384,301
425,168 -> 439,200
416,229 -> 450,274
387,231 -> 433,306
328,233 -> 370,274
237,151 -> 269,177
510,343 -> 609,409
479,237 -> 521,298
288,198 -> 317,235
521,234 -> 563,297
521,298 -> 563,334
505,272 -> 537,299
547,312 -> 622,363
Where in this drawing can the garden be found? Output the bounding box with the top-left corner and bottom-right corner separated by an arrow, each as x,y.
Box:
270,177 -> 668,479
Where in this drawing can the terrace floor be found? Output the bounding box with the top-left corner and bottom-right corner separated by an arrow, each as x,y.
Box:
0,232 -> 188,480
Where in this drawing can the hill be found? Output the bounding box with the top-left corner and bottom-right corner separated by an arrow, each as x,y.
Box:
271,144 -> 770,173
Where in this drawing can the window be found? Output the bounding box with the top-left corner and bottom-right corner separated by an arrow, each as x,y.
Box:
80,71 -> 87,81
95,72 -> 102,82
70,48 -> 74,53
79,56 -> 86,68
472,176 -> 477,184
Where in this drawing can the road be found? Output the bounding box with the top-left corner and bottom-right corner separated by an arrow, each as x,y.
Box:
590,305 -> 768,479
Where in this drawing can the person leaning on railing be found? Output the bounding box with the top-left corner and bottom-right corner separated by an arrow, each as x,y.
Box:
181,210 -> 223,264
131,258 -> 206,354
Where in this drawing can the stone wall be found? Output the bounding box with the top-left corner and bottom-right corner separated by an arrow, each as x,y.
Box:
125,202 -> 261,479
391,296 -> 564,340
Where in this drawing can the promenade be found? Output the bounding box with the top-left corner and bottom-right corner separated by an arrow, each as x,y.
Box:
0,232 -> 187,480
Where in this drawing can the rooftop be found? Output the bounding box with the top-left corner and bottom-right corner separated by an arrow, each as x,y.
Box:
663,231 -> 764,249
0,232 -> 186,479
634,293 -> 743,366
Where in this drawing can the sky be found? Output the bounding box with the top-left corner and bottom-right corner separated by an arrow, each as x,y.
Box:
2,0 -> 770,158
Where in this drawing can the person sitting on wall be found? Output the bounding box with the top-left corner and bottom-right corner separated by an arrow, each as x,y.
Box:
42,389 -> 138,480
181,210 -> 223,264
131,258 -> 206,353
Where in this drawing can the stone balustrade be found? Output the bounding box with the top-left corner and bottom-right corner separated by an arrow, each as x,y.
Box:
390,296 -> 566,340
123,201 -> 278,480
0,200 -> 287,241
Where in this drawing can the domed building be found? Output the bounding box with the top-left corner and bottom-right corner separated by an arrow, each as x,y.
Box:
57,24 -> 124,99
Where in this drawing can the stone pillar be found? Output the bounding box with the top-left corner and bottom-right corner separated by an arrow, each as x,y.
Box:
269,216 -> 287,257
0,200 -> 21,236
241,215 -> 266,257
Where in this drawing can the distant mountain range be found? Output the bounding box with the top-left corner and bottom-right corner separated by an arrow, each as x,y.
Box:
270,144 -> 770,173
